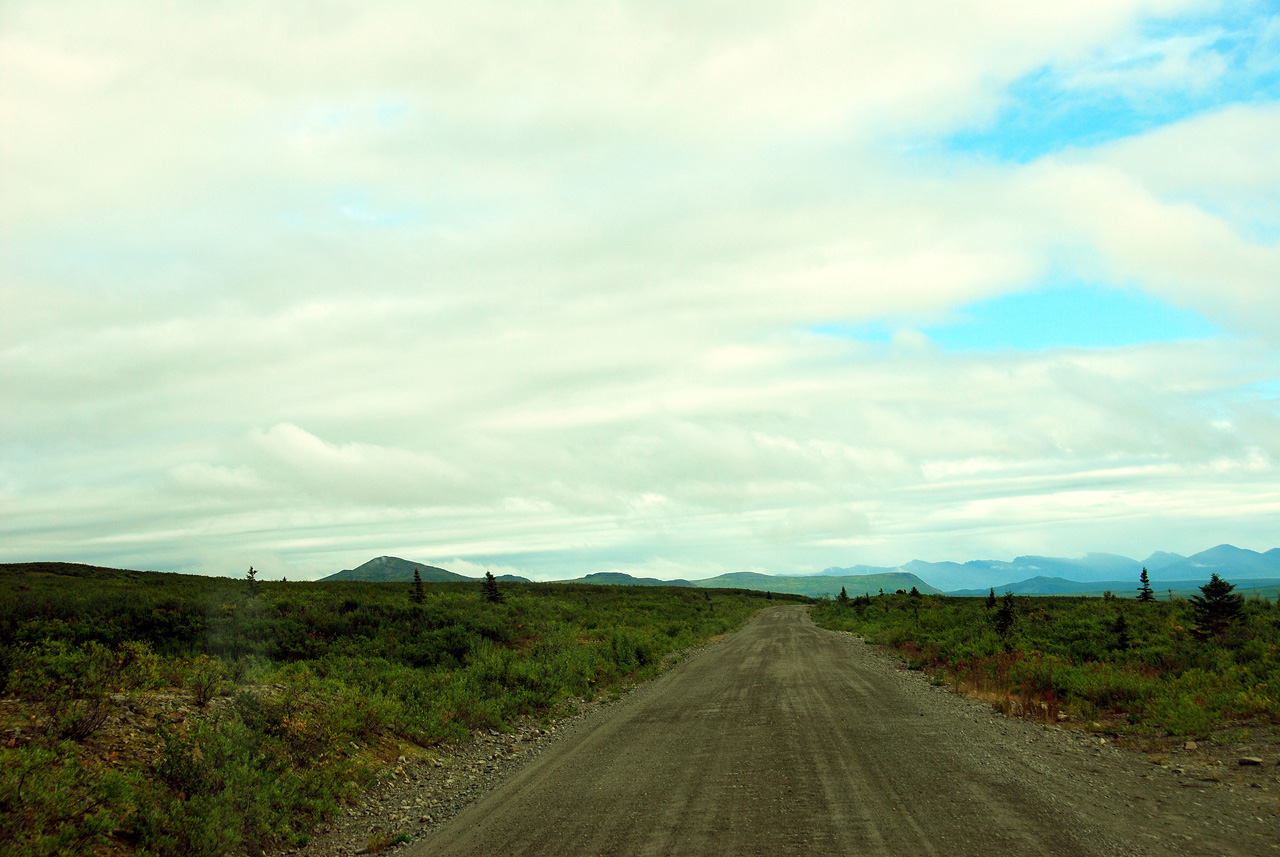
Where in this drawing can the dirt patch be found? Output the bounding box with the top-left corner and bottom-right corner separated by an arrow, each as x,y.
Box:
273,647 -> 719,857
393,608 -> 1280,856
834,630 -> 1280,856
273,698 -> 613,856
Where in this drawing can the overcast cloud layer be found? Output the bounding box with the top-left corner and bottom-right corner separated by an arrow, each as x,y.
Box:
3,1 -> 1278,581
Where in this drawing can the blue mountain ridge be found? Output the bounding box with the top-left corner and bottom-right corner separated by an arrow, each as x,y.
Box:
326,545 -> 1276,599
948,577 -> 1280,598
824,544 -> 1280,595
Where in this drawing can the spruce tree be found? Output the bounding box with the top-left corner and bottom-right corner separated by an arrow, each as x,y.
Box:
1190,573 -> 1243,641
410,568 -> 425,605
994,591 -> 1016,641
985,587 -> 997,610
1136,567 -> 1155,603
1111,611 -> 1130,650
838,586 -> 849,605
482,570 -> 505,604
246,565 -> 259,597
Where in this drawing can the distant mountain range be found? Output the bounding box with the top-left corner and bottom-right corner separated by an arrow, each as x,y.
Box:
694,571 -> 939,598
324,545 -> 1279,600
946,576 -> 1280,598
15,543 -> 1272,601
322,557 -> 938,599
823,544 -> 1280,594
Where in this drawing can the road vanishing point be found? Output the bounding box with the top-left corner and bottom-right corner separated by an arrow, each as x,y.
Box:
405,605 -> 1264,857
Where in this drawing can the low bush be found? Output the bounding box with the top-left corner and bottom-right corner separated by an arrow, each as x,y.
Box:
812,589 -> 1279,735
0,563 -> 795,856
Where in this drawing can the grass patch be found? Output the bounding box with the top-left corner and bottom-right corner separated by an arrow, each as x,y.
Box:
813,589 -> 1278,737
0,563 -> 802,856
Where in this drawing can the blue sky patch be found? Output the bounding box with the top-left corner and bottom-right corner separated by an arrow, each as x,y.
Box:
944,8 -> 1280,162
817,283 -> 1222,352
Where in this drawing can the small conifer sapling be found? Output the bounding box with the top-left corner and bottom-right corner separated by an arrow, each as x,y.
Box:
410,568 -> 426,605
1136,567 -> 1155,603
994,591 -> 1016,642
482,570 -> 505,604
1112,611 -> 1130,650
1190,573 -> 1244,641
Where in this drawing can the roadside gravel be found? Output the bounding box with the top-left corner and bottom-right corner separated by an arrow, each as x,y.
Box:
288,607 -> 1279,857
827,628 -> 1280,856
280,645 -> 722,857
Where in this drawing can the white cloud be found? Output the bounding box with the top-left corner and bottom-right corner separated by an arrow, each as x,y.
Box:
1095,102 -> 1280,243
1060,30 -> 1231,96
249,423 -> 486,506
767,505 -> 872,542
2,1 -> 1276,581
1012,156 -> 1280,339
170,463 -> 265,494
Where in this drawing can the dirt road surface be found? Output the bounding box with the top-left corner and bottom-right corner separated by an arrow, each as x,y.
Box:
403,605 -> 1278,857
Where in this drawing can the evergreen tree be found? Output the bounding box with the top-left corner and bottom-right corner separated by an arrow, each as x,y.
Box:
1111,611 -> 1131,650
1136,567 -> 1155,603
909,586 -> 921,599
482,570 -> 505,604
246,565 -> 259,597
1190,573 -> 1244,641
994,591 -> 1016,641
838,586 -> 849,605
410,568 -> 426,605
985,587 -> 996,610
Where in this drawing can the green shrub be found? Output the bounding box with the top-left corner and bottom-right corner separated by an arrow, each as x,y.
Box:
0,564 -> 787,855
812,591 -> 1279,736
0,742 -> 137,857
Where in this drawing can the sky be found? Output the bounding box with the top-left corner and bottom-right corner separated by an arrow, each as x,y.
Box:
2,1 -> 1279,582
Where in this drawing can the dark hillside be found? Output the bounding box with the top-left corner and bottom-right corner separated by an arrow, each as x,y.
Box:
323,556 -> 468,582
2,561 -> 161,580
323,556 -> 532,583
575,572 -> 695,587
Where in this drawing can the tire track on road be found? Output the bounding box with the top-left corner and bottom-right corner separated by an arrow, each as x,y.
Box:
406,605 -> 1110,856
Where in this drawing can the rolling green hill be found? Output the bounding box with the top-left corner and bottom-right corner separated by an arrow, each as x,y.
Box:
1,561 -> 155,581
321,556 -> 467,583
321,556 -> 531,583
574,572 -> 695,587
693,571 -> 940,599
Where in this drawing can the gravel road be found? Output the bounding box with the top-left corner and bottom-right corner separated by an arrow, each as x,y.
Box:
321,605 -> 1278,857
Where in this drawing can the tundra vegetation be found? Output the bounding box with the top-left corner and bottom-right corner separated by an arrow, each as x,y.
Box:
812,573 -> 1279,737
0,563 -> 795,857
